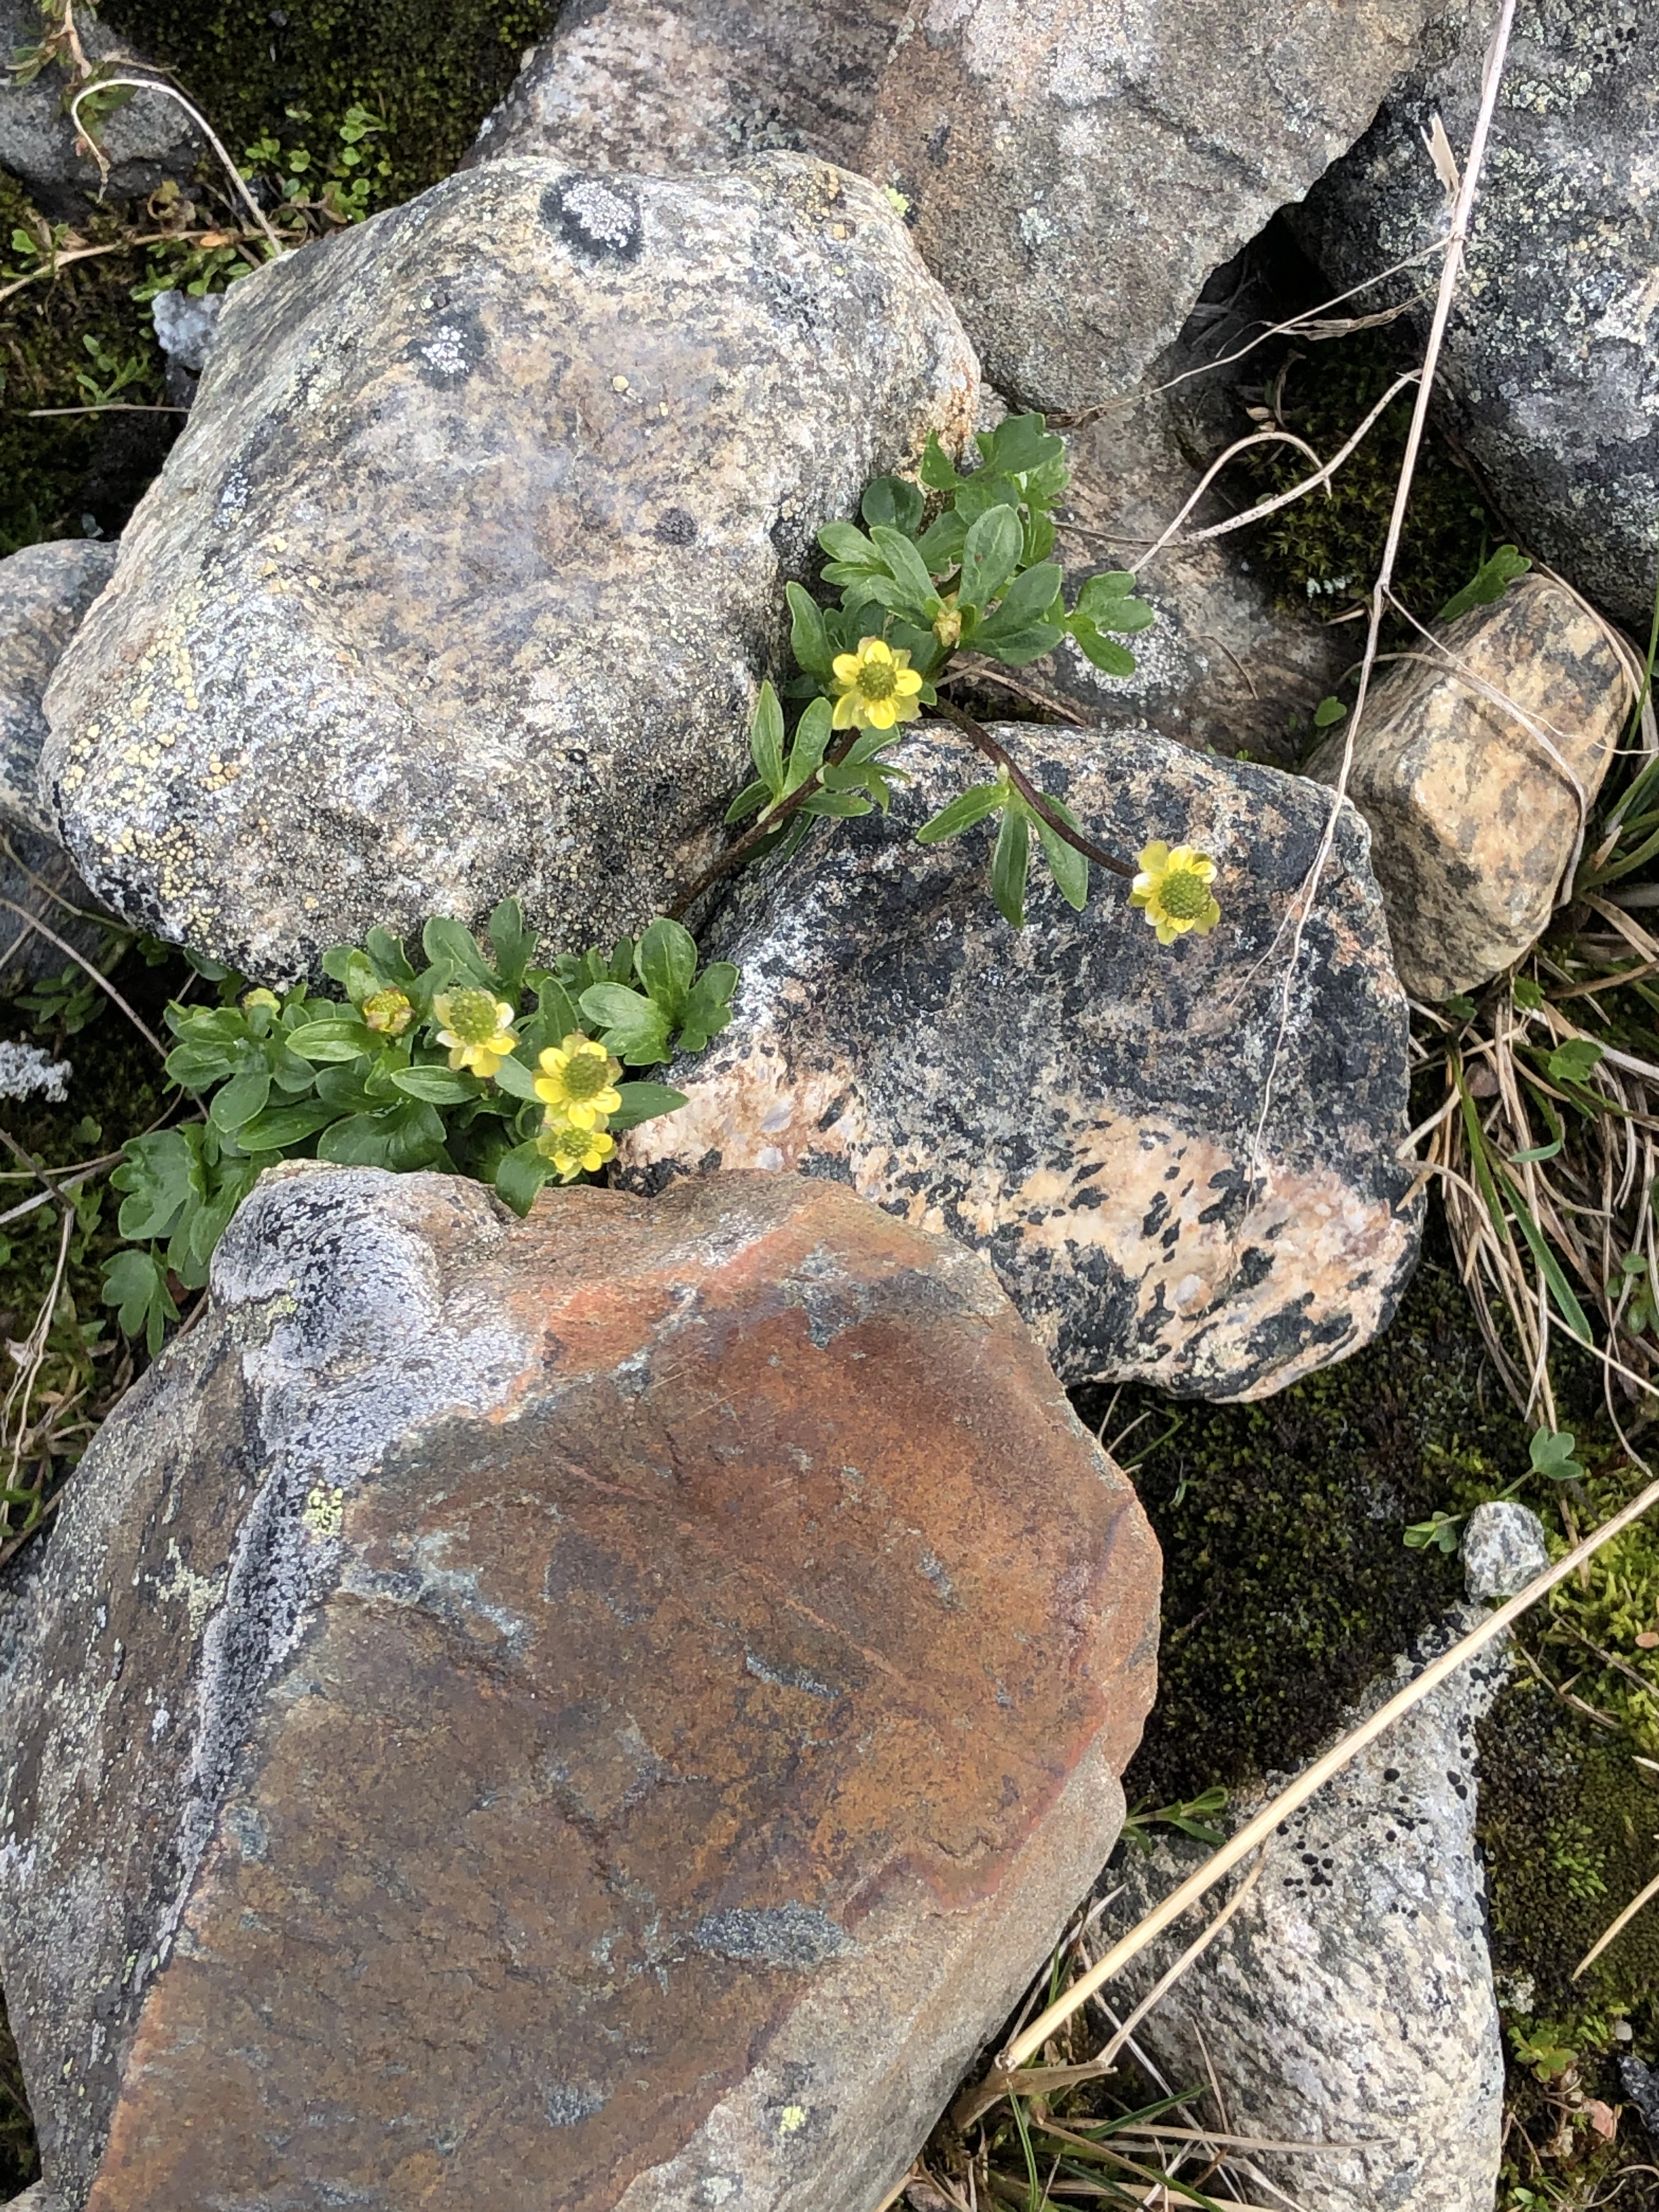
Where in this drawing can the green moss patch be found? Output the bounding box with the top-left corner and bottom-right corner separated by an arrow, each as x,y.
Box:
0,172 -> 174,552
1075,1239 -> 1522,1805
101,0 -> 557,213
1239,328 -> 1501,627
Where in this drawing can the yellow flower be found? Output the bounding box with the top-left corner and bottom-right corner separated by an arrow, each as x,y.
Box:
537,1117 -> 616,1182
1130,841 -> 1221,946
830,635 -> 925,732
241,988 -> 281,1017
362,986 -> 414,1037
431,987 -> 519,1077
534,1032 -> 623,1131
932,596 -> 962,652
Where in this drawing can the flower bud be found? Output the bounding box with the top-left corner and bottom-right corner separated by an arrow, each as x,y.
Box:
362,986 -> 414,1037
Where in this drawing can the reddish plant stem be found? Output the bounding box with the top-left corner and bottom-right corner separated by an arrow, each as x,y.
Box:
928,696 -> 1133,878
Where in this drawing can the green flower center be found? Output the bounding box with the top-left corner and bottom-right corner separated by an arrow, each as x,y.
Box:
858,660 -> 898,702
441,988 -> 501,1045
1159,869 -> 1211,921
561,1053 -> 608,1100
548,1125 -> 588,1163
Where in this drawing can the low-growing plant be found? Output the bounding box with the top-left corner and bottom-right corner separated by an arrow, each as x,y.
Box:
101,903 -> 736,1352
705,411 -> 1225,940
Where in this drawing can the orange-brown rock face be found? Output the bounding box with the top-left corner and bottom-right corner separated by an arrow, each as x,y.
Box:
0,1165 -> 1158,2212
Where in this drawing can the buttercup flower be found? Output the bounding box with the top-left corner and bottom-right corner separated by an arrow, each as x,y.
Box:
537,1117 -> 616,1182
534,1032 -> 623,1131
1131,841 -> 1221,946
431,987 -> 519,1077
830,635 -> 925,732
362,986 -> 415,1037
241,988 -> 281,1017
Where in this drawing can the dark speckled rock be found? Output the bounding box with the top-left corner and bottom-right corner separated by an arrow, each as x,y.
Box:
0,1163 -> 1158,2212
40,154 -> 977,981
1293,0 -> 1659,628
620,722 -> 1421,1400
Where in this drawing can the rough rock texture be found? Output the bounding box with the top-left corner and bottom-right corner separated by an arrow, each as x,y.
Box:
1308,576 -> 1630,1001
620,723 -> 1420,1400
1462,1501 -> 1550,1603
1042,273 -> 1351,765
0,1 -> 200,218
0,1041 -> 70,1103
469,0 -> 1449,413
1094,1609 -> 1507,2212
0,1164 -> 1159,2212
0,541 -> 118,845
1294,0 -> 1659,629
0,539 -> 119,985
41,155 -> 978,980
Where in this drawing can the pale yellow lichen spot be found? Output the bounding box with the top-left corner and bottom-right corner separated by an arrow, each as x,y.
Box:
302,1485 -> 345,1539
777,2106 -> 808,2137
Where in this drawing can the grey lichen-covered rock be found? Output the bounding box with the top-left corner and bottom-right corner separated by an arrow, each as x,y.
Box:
619,721 -> 1421,1400
1307,576 -> 1631,1001
469,0 -> 909,175
1463,1500 -> 1550,1603
40,155 -> 978,980
470,0 -> 1450,414
1093,1608 -> 1508,2212
0,1164 -> 1158,2211
1294,0 -> 1659,629
0,540 -> 118,844
0,2 -> 200,218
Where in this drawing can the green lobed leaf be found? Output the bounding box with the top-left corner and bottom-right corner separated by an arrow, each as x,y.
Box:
976,621 -> 1067,668
635,917 -> 698,1025
748,681 -> 786,801
919,431 -> 963,493
609,1081 -> 690,1132
387,1064 -> 479,1104
1438,543 -> 1532,624
101,1246 -> 179,1355
979,560 -> 1063,635
1035,812 -> 1090,911
675,962 -> 738,1054
1313,695 -> 1348,729
958,505 -> 1025,616
578,983 -> 672,1066
916,780 -> 1008,844
421,916 -> 496,989
990,802 -> 1030,929
285,1016 -> 379,1062
861,476 -> 926,536
786,582 -> 833,676
494,1140 -> 551,1217
1072,570 -> 1139,619
1547,1037 -> 1605,1086
207,1069 -> 273,1133
111,1128 -> 196,1242
487,899 -> 538,992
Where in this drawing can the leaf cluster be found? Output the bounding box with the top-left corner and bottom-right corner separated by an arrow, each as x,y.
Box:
101,905 -> 735,1352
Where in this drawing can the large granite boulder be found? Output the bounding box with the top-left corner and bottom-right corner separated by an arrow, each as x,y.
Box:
1294,0 -> 1659,629
1092,1611 -> 1508,2212
619,723 -> 1420,1400
470,0 -> 1451,414
1308,575 -> 1631,1000
40,155 -> 978,981
0,1164 -> 1159,2212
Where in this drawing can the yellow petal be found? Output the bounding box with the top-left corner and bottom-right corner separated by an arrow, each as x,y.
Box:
894,669 -> 924,696
862,638 -> 893,665
866,697 -> 898,729
832,654 -> 862,684
832,691 -> 860,729
1136,840 -> 1171,873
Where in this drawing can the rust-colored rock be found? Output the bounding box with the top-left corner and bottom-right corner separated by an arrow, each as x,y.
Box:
1308,576 -> 1634,1001
0,1165 -> 1158,2211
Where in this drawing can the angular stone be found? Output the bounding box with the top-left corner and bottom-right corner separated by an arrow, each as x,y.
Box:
0,541 -> 117,846
40,156 -> 978,980
0,1164 -> 1159,2212
1093,1611 -> 1507,2212
470,0 -> 1446,415
1462,1502 -> 1549,1605
619,722 -> 1420,1400
1308,577 -> 1632,1001
1293,0 -> 1659,629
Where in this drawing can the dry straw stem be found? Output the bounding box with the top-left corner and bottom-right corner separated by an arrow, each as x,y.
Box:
0,897 -> 165,1056
67,77 -> 285,253
1575,1863 -> 1659,1982
955,1441 -> 1659,2111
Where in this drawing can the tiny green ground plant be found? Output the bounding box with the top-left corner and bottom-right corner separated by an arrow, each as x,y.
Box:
100,904 -> 735,1352
704,412 -> 1224,940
